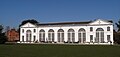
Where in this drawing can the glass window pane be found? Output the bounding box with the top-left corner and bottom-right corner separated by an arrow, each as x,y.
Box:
26,30 -> 32,42
34,29 -> 35,32
90,27 -> 93,31
107,27 -> 110,31
22,36 -> 24,41
90,35 -> 93,42
107,35 -> 110,42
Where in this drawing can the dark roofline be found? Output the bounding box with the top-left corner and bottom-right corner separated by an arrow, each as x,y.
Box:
38,21 -> 92,25
25,19 -> 113,26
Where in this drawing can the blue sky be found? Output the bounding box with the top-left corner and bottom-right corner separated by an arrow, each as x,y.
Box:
0,0 -> 120,28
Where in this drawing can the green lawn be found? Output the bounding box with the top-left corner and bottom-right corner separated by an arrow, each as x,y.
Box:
0,44 -> 120,57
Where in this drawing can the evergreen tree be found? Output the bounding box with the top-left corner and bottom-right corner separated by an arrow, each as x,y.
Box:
0,25 -> 7,44
115,19 -> 120,44
115,19 -> 120,32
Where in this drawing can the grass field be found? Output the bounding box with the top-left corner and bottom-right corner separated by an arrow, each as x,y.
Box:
0,44 -> 120,57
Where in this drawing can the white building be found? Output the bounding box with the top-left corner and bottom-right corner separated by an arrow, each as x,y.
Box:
20,19 -> 113,44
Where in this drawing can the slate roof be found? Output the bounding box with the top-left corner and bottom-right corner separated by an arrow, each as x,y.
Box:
24,19 -> 113,26
38,21 -> 92,25
37,20 -> 113,26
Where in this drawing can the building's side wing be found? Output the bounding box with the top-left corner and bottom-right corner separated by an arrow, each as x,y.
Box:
87,19 -> 113,44
20,22 -> 37,43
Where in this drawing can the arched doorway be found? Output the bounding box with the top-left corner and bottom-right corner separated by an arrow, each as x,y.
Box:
48,29 -> 54,42
58,29 -> 64,42
39,29 -> 45,42
26,30 -> 32,42
96,28 -> 104,43
78,28 -> 86,43
68,29 -> 75,43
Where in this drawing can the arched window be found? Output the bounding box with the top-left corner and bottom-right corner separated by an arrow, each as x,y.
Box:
58,29 -> 64,42
48,29 -> 54,42
26,30 -> 32,42
78,28 -> 86,43
96,28 -> 104,43
68,29 -> 75,43
39,29 -> 45,42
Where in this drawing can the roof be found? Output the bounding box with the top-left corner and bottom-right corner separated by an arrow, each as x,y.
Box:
38,20 -> 113,26
21,19 -> 113,27
38,21 -> 92,26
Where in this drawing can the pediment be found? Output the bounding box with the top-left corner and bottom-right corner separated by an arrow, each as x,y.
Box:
21,22 -> 36,27
89,19 -> 112,25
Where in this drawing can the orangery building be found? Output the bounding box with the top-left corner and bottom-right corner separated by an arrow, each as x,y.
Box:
19,19 -> 113,44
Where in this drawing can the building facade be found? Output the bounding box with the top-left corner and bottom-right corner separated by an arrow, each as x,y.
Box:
7,29 -> 19,42
19,19 -> 113,44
